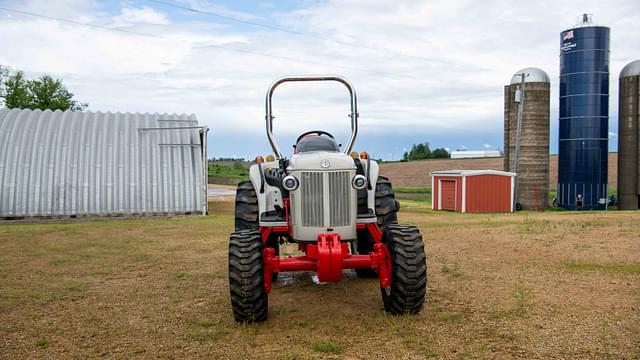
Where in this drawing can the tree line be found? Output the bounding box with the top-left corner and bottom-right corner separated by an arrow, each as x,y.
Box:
402,142 -> 450,161
0,65 -> 87,111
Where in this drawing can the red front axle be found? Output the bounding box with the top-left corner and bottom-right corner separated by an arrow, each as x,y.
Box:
261,224 -> 391,293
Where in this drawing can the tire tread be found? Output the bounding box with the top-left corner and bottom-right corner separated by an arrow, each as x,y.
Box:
235,181 -> 258,231
228,229 -> 268,322
382,224 -> 427,314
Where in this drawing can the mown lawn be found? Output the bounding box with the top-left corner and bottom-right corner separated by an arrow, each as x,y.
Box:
1,200 -> 639,359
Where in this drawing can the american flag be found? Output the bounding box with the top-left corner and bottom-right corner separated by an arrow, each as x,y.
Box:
563,30 -> 574,41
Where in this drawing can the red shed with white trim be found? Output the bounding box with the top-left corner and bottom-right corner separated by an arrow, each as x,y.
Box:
431,170 -> 516,213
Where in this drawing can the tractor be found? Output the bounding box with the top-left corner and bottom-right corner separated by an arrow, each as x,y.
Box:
229,75 -> 427,322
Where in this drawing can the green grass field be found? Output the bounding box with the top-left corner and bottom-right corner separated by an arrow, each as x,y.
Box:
1,200 -> 639,358
394,187 -> 432,194
208,163 -> 249,181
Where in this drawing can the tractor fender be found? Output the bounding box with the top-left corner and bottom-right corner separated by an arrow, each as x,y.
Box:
249,162 -> 283,220
363,160 -> 380,211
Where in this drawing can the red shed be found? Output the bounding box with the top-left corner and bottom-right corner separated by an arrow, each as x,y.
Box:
431,170 -> 516,213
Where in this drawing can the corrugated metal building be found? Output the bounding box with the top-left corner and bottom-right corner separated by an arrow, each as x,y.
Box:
450,150 -> 502,159
431,170 -> 516,213
0,108 -> 208,218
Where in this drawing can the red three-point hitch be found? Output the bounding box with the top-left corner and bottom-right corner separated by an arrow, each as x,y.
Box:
262,225 -> 392,294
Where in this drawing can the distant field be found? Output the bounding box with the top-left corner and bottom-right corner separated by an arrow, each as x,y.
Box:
1,198 -> 638,358
208,162 -> 248,179
206,154 -> 620,190
380,153 -> 619,189
208,162 -> 249,185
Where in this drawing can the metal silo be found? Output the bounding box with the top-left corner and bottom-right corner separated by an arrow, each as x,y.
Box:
558,14 -> 610,210
504,68 -> 550,210
618,60 -> 640,210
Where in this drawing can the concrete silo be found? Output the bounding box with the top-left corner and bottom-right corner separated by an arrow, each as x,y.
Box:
504,68 -> 550,210
618,60 -> 640,210
558,14 -> 610,210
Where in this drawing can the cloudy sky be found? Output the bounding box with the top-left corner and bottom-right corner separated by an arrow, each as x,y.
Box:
1,0 -> 638,160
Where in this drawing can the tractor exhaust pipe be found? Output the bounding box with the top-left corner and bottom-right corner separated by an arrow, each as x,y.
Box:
265,75 -> 359,159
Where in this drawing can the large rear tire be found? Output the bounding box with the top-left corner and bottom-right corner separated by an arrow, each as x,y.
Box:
355,176 -> 399,277
235,181 -> 258,231
375,176 -> 399,227
381,224 -> 427,315
228,230 -> 268,322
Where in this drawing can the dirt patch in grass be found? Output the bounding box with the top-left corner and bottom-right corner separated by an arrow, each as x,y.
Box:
1,200 -> 639,358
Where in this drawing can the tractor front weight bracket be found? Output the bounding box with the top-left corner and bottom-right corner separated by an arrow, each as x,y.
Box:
261,224 -> 392,294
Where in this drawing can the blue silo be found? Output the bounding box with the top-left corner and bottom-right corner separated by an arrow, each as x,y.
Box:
558,14 -> 610,210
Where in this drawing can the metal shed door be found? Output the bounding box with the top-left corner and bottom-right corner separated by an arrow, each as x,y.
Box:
440,180 -> 457,211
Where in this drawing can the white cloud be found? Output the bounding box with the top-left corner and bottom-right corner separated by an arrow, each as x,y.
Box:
0,0 -> 638,158
0,18 -> 189,75
112,6 -> 170,27
177,0 -> 263,21
1,0 -> 101,20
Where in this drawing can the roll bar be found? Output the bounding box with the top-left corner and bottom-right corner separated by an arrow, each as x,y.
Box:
265,75 -> 359,159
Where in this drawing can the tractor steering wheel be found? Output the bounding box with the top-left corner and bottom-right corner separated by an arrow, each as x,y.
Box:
296,130 -> 335,144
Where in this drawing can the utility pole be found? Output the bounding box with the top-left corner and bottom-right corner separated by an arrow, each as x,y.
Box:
512,72 -> 528,210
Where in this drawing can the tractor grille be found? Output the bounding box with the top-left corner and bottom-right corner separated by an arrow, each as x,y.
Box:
328,171 -> 351,227
300,171 -> 352,227
301,172 -> 324,227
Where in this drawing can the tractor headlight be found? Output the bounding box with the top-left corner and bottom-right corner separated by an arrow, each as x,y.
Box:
282,175 -> 299,191
352,175 -> 367,190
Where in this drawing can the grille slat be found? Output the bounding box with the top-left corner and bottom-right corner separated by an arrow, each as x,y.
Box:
301,172 -> 323,227
300,171 -> 351,228
329,172 -> 351,227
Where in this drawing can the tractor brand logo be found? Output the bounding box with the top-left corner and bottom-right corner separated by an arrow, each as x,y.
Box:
320,159 -> 330,168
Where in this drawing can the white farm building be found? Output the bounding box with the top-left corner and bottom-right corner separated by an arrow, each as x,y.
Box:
0,108 -> 208,218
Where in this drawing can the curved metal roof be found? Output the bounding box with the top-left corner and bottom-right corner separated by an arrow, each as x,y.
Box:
0,108 -> 207,217
431,170 -> 516,177
620,60 -> 640,79
510,67 -> 550,84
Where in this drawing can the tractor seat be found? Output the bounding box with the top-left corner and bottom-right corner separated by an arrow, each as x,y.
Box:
296,135 -> 340,153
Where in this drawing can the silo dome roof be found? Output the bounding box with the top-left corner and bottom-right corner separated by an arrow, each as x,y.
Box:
510,67 -> 550,84
620,60 -> 640,79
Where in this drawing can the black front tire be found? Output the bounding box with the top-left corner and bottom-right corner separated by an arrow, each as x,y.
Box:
381,224 -> 427,315
234,180 -> 279,282
228,230 -> 268,322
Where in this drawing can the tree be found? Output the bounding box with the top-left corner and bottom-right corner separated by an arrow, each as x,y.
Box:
1,71 -> 29,109
402,142 -> 450,161
431,147 -> 450,159
403,142 -> 432,161
0,69 -> 87,111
